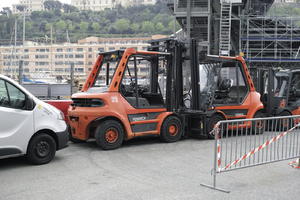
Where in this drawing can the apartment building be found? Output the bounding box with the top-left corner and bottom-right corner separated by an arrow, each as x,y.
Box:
12,0 -> 46,14
70,0 -> 157,11
0,35 -> 166,81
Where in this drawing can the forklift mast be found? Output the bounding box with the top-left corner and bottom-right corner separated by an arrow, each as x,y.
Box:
148,39 -> 185,112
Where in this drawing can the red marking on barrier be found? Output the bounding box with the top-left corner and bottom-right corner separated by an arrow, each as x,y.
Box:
242,154 -> 247,160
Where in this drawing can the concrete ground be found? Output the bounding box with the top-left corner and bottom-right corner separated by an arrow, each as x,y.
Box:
0,137 -> 299,200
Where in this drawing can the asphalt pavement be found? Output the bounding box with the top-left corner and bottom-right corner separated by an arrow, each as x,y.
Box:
0,136 -> 299,200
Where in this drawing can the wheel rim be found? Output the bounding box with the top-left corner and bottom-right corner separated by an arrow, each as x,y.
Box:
36,141 -> 50,157
169,124 -> 178,136
105,128 -> 119,143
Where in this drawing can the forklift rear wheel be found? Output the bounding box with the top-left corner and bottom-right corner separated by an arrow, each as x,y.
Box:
95,120 -> 124,150
252,111 -> 265,134
278,111 -> 293,130
207,115 -> 224,139
160,116 -> 183,143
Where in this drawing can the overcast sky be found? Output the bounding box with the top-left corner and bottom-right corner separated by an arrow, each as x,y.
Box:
0,0 -> 72,9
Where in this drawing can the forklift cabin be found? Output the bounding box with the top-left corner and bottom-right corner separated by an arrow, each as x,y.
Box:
258,68 -> 300,116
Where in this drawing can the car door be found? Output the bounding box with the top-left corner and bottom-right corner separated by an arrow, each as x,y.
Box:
0,79 -> 34,156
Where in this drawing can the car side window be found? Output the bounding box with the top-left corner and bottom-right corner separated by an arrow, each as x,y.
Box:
0,79 -> 10,107
6,82 -> 26,109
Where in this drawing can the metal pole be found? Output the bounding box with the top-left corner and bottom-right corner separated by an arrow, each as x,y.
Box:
18,60 -> 23,84
23,10 -> 25,45
70,63 -> 74,95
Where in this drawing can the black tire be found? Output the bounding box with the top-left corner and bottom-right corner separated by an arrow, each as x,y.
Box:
277,111 -> 293,131
26,133 -> 57,165
160,116 -> 183,143
95,120 -> 124,150
252,111 -> 265,134
207,115 -> 224,139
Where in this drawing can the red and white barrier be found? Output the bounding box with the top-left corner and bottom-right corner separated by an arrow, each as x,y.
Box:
217,123 -> 300,172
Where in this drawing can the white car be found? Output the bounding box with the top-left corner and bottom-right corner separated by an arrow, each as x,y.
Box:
0,75 -> 68,165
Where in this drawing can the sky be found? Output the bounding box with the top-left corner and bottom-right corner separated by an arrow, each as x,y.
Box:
0,0 -> 71,9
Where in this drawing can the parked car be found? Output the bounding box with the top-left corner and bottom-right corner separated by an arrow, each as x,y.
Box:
0,75 -> 69,164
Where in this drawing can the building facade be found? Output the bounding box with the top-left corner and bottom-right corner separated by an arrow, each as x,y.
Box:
70,0 -> 157,11
0,35 -> 166,81
12,0 -> 46,14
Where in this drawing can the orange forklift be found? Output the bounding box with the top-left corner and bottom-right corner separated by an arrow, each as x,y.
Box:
67,39 -> 267,149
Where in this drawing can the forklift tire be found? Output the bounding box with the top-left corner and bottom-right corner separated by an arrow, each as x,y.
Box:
95,120 -> 124,150
26,133 -> 57,165
207,115 -> 224,139
160,116 -> 183,143
252,111 -> 265,135
278,111 -> 293,131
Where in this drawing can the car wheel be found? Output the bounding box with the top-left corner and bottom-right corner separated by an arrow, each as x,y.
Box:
26,133 -> 56,165
95,120 -> 124,150
160,116 -> 183,143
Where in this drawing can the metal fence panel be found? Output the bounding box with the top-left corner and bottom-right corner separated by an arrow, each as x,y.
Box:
202,115 -> 300,193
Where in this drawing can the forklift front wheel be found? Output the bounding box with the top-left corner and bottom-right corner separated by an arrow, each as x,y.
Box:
207,115 -> 225,139
160,116 -> 183,143
252,111 -> 265,135
95,120 -> 124,150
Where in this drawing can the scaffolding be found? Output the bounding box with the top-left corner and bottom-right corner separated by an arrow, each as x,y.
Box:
241,16 -> 300,67
168,0 -> 300,68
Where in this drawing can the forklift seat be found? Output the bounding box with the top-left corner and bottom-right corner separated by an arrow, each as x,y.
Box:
141,92 -> 164,106
125,97 -> 150,108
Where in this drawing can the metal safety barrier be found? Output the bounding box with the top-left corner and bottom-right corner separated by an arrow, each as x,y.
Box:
201,115 -> 300,193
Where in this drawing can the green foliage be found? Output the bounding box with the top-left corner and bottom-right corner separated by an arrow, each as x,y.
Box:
0,2 -> 179,44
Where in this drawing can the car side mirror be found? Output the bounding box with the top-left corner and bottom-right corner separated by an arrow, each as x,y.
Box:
25,97 -> 36,110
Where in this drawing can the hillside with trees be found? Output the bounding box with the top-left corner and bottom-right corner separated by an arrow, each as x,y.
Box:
0,1 -> 179,45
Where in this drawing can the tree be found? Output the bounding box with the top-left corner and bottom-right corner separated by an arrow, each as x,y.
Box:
55,20 -> 66,30
79,21 -> 89,32
113,19 -> 130,33
141,21 -> 155,34
1,7 -> 12,17
155,22 -> 165,33
131,23 -> 140,33
92,22 -> 100,32
16,5 -> 26,12
44,0 -> 62,11
62,4 -> 78,13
